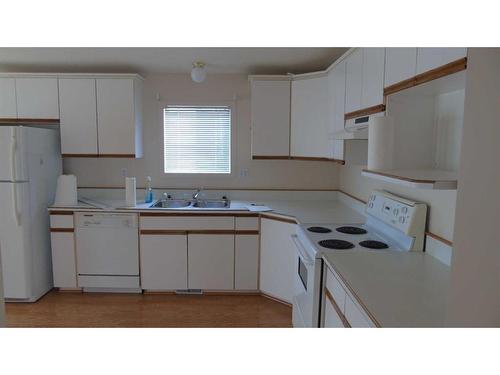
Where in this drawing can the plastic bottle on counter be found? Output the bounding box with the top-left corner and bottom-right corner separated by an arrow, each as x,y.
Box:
145,176 -> 154,203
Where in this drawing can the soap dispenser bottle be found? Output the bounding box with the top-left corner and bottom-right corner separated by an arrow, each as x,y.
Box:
145,176 -> 154,203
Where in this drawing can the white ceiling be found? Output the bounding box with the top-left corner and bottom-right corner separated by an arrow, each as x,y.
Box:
0,47 -> 348,76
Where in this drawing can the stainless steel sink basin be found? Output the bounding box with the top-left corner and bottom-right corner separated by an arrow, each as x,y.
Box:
192,200 -> 230,208
152,199 -> 192,208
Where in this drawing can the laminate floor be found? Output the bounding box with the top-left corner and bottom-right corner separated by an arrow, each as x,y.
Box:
5,290 -> 292,328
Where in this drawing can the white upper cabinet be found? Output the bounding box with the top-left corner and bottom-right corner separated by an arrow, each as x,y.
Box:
384,48 -> 417,87
345,48 -> 385,114
361,48 -> 385,108
0,78 -> 17,118
96,78 -> 143,157
416,48 -> 467,75
250,78 -> 291,157
58,78 -> 98,155
327,61 -> 347,160
15,77 -> 59,119
345,49 -> 363,114
290,75 -> 329,158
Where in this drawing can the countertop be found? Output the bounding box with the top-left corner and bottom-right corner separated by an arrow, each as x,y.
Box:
322,250 -> 451,327
49,198 -> 365,225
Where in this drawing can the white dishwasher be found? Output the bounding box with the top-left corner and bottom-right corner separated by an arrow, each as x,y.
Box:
75,212 -> 140,292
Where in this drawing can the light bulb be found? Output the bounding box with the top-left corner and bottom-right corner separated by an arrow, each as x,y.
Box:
191,62 -> 206,83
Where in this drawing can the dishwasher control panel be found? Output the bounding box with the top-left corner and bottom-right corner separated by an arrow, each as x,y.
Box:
76,213 -> 138,228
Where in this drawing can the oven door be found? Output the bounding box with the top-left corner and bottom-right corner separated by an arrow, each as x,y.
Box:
291,234 -> 320,328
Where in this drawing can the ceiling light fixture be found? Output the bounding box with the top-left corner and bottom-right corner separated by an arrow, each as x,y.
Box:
191,61 -> 207,83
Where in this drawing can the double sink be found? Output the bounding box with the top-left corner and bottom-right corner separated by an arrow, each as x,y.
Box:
151,198 -> 231,209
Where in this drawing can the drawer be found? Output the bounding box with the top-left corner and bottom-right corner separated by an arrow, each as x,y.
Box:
235,216 -> 259,231
140,215 -> 234,230
50,214 -> 74,229
325,266 -> 346,312
345,294 -> 374,328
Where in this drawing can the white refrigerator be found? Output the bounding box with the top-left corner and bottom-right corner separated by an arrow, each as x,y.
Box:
0,125 -> 62,301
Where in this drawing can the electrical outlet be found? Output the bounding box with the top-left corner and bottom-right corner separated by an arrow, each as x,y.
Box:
121,168 -> 128,177
239,168 -> 249,178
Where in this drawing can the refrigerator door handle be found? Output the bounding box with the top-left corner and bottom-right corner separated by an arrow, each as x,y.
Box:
12,183 -> 21,226
10,127 -> 17,181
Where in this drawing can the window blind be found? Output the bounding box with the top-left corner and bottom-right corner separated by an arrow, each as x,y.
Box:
163,106 -> 231,174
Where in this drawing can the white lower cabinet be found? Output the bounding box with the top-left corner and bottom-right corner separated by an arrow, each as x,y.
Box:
235,235 -> 259,290
140,234 -> 188,290
50,232 -> 77,288
188,234 -> 234,290
323,297 -> 345,328
259,218 -> 296,303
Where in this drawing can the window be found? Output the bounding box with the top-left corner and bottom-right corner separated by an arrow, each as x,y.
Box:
163,105 -> 231,174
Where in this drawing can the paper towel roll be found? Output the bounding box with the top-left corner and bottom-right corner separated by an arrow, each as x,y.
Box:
368,116 -> 395,170
54,175 -> 78,206
125,177 -> 136,207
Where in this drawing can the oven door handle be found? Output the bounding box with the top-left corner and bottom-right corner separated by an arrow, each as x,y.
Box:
291,234 -> 315,266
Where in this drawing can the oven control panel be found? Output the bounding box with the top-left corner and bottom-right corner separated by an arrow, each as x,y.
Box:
366,190 -> 427,235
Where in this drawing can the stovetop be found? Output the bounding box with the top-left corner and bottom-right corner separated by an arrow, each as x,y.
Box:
298,223 -> 399,258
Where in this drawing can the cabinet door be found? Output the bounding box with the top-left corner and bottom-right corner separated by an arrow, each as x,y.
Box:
235,234 -> 259,290
188,234 -> 234,290
416,48 -> 467,75
328,61 -> 346,160
344,49 -> 363,114
58,78 -> 98,155
251,79 -> 291,157
51,232 -> 77,288
384,48 -> 417,87
16,78 -> 59,119
0,78 -> 17,118
323,297 -> 345,328
361,48 -> 385,108
290,76 -> 329,157
96,78 -> 136,155
140,234 -> 188,290
259,218 -> 296,303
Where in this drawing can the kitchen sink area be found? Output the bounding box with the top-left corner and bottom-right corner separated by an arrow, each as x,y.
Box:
151,198 -> 231,209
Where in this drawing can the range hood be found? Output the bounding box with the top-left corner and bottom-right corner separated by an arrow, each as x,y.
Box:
333,112 -> 384,140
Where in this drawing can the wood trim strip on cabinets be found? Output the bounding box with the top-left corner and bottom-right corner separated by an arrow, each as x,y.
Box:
50,228 -> 74,233
140,229 -> 187,235
78,186 -> 339,191
361,168 -> 438,183
62,154 -> 99,158
260,213 -> 297,224
289,156 -> 345,164
252,155 -> 345,164
252,155 -> 290,160
344,104 -> 386,120
325,287 -> 350,328
140,212 -> 241,217
384,57 -> 468,96
49,211 -> 74,215
62,154 -> 137,158
235,230 -> 260,235
0,118 -> 60,124
140,229 -> 258,235
426,231 -> 453,247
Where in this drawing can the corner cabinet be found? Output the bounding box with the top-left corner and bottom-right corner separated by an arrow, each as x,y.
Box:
59,75 -> 143,158
250,76 -> 291,158
259,216 -> 297,304
290,74 -> 330,158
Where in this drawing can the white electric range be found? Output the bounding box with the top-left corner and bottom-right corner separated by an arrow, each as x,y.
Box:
291,190 -> 428,328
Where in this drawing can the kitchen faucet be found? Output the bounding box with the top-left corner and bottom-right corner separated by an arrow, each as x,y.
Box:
193,188 -> 203,200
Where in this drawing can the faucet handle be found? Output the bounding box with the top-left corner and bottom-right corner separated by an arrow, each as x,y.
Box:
163,192 -> 172,199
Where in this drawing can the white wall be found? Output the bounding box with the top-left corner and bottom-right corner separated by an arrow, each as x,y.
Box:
447,48 -> 500,326
0,250 -> 5,327
63,74 -> 340,190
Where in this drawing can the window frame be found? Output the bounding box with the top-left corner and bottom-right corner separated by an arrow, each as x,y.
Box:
160,100 -> 236,177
